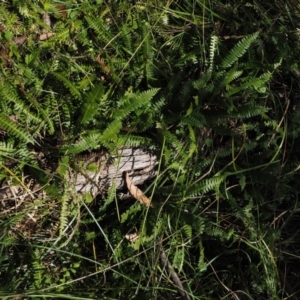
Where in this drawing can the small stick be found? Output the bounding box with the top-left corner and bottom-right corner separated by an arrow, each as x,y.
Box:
160,246 -> 191,300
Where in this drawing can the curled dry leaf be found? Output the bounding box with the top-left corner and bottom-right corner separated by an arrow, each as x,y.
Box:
39,32 -> 55,41
125,172 -> 153,207
13,36 -> 27,46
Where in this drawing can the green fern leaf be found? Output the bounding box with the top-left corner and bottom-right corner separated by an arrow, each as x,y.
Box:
118,135 -> 152,147
121,23 -> 133,54
99,120 -> 122,144
0,114 -> 34,144
0,82 -> 41,124
53,72 -> 82,100
59,192 -> 70,239
208,35 -> 218,72
181,112 -> 206,128
121,202 -> 142,223
113,88 -> 159,120
0,141 -> 15,155
85,16 -> 112,44
32,249 -> 43,289
79,84 -> 105,126
186,177 -> 223,197
61,132 -> 102,154
229,105 -> 269,119
27,95 -> 55,134
226,72 -> 272,96
221,32 -> 259,68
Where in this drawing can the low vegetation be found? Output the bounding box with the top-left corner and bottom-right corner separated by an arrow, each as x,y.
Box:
0,1 -> 300,299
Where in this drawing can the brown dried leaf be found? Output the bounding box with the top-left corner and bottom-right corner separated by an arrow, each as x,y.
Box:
57,4 -> 67,18
39,32 -> 55,41
125,172 -> 153,207
95,55 -> 110,74
13,36 -> 27,46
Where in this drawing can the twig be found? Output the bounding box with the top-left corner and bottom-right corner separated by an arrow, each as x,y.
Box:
160,246 -> 191,300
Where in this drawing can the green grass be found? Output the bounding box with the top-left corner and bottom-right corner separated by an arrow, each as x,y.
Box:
0,0 -> 300,299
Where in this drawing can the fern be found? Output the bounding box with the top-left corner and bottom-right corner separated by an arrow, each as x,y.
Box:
181,112 -> 206,128
121,22 -> 134,54
119,135 -> 152,147
185,176 -> 224,198
182,224 -> 192,240
221,32 -> 259,68
32,249 -> 44,289
226,72 -> 272,96
113,88 -> 159,120
0,141 -> 15,155
98,120 -> 122,146
193,71 -> 212,91
121,202 -> 142,223
59,189 -> 71,239
85,15 -> 113,45
208,35 -> 218,72
205,225 -> 229,241
61,132 -> 102,154
0,114 -> 34,144
229,105 -> 269,119
0,81 -> 42,124
78,83 -> 105,126
26,94 -> 55,134
100,182 -> 117,213
53,72 -> 82,100
141,21 -> 155,84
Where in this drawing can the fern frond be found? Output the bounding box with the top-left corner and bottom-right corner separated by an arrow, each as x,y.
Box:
43,93 -> 61,130
216,146 -> 233,158
121,23 -> 133,54
53,72 -> 82,100
160,128 -> 183,154
152,94 -> 167,112
99,120 -> 122,144
113,88 -> 159,120
217,64 -> 239,94
181,111 -> 206,128
121,202 -> 142,223
0,114 -> 34,144
179,80 -> 193,107
78,83 -> 105,126
182,224 -> 192,239
193,71 -> 212,90
85,16 -> 112,44
16,145 -> 38,167
27,95 -> 55,134
59,191 -> 70,238
186,177 -> 224,197
229,105 -> 269,119
119,135 -> 152,147
227,72 -> 272,96
208,35 -> 218,72
0,82 -> 41,124
62,132 -> 102,154
0,141 -> 15,155
32,249 -> 43,289
77,28 -> 90,46
205,105 -> 268,123
205,225 -> 228,241
221,32 -> 259,68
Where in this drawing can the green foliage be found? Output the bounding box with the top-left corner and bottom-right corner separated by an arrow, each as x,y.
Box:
221,32 -> 259,68
77,83 -> 105,126
0,0 -> 300,299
